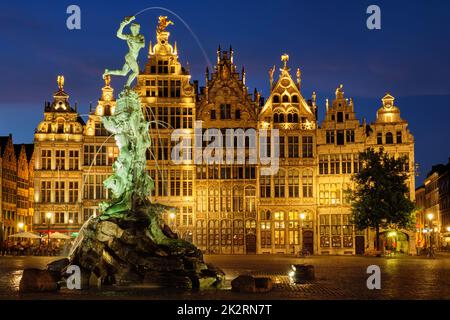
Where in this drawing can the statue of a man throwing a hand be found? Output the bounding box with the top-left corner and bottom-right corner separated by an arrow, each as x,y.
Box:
103,16 -> 145,88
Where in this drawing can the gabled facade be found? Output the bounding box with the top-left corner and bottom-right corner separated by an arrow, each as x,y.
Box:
195,47 -> 260,254
0,135 -> 17,238
258,54 -> 317,254
33,76 -> 85,235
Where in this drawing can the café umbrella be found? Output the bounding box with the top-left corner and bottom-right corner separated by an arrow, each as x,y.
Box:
49,232 -> 71,240
8,232 -> 42,239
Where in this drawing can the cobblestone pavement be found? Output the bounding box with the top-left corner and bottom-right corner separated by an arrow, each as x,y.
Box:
0,254 -> 449,300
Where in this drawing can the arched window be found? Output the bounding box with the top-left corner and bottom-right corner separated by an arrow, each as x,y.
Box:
279,113 -> 285,123
287,113 -> 293,123
233,186 -> 243,212
293,113 -> 299,123
292,95 -> 299,103
273,95 -> 280,103
386,132 -> 394,144
244,187 -> 256,213
208,220 -> 220,248
273,113 -> 279,123
282,95 -> 289,103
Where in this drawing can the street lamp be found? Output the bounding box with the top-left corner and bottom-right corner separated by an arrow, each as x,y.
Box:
447,226 -> 450,232
169,212 -> 176,232
46,212 -> 52,251
17,222 -> 24,232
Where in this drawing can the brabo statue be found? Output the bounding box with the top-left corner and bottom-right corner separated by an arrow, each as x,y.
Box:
103,16 -> 145,88
63,16 -> 224,290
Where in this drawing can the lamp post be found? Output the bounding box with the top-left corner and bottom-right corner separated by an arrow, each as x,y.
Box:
46,212 -> 52,251
300,212 -> 306,254
17,222 -> 24,232
427,213 -> 434,248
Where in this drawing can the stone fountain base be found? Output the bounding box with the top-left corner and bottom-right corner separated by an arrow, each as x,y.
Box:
57,203 -> 224,290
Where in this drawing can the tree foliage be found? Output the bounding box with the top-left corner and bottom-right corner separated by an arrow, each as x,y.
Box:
346,148 -> 416,250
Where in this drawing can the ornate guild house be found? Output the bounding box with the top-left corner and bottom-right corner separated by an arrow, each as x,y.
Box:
32,18 -> 416,255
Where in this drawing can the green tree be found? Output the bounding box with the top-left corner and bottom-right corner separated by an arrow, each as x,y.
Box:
346,148 -> 415,253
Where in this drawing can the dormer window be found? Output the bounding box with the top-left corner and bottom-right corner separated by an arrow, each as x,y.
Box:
273,95 -> 280,103
220,104 -> 231,119
337,112 -> 343,123
292,95 -> 299,103
282,95 -> 289,103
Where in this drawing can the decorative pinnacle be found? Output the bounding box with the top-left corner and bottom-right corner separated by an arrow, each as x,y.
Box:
57,75 -> 64,90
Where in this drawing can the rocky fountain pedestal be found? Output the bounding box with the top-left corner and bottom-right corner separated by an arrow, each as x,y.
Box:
65,201 -> 224,290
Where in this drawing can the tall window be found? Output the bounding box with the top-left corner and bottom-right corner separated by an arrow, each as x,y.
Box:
220,104 -> 231,119
208,220 -> 220,248
260,211 -> 271,248
233,220 -> 244,247
41,150 -> 52,170
157,80 -> 169,97
274,211 -> 285,248
302,136 -> 313,158
196,188 -> 207,212
331,215 -> 342,248
68,181 -> 78,203
279,136 -> 285,158
55,212 -> 65,224
221,188 -> 232,213
170,170 -> 181,196
182,170 -> 193,196
221,220 -> 232,246
233,187 -> 243,212
330,155 -> 340,174
346,130 -> 355,143
319,155 -> 329,174
55,150 -> 65,170
377,132 -> 383,144
181,206 -> 193,226
288,136 -> 299,158
288,170 -> 299,198
55,181 -> 65,203
288,211 -> 299,245
170,80 -> 181,97
342,154 -> 352,174
68,212 -> 79,224
326,131 -> 335,144
68,150 -> 79,170
84,145 -> 95,166
158,139 -> 169,161
157,170 -> 168,196
41,181 -> 51,202
274,170 -> 285,198
260,175 -> 271,198
319,215 -> 330,248
343,214 -> 353,248
302,170 -> 313,198
386,132 -> 394,144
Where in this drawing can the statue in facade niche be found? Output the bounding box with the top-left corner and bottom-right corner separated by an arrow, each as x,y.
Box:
103,16 -> 145,88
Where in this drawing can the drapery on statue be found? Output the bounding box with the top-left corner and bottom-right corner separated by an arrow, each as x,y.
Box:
103,16 -> 145,88
156,16 -> 174,34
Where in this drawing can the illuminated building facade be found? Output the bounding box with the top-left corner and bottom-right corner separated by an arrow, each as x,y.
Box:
0,135 -> 34,239
32,19 -> 416,254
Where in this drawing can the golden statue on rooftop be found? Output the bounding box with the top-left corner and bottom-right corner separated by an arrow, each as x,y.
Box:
57,75 -> 64,90
157,16 -> 174,34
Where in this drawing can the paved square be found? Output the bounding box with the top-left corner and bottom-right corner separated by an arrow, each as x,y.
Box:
0,254 -> 448,300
